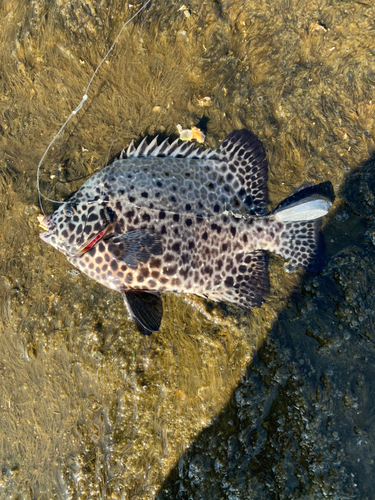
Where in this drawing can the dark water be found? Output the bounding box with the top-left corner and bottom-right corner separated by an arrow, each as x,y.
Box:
0,0 -> 375,498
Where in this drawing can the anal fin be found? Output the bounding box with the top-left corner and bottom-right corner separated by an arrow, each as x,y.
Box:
209,250 -> 269,311
121,289 -> 163,335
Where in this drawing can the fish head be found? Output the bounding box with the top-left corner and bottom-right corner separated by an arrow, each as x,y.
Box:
38,198 -> 117,257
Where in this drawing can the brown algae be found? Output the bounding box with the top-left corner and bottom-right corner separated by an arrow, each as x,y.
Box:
0,0 -> 375,498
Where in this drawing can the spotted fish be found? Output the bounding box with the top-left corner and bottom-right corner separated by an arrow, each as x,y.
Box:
38,130 -> 331,334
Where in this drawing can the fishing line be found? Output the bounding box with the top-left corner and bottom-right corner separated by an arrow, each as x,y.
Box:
105,138 -> 119,167
37,0 -> 153,215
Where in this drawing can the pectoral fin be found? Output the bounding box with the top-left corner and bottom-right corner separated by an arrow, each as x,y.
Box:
121,289 -> 163,335
107,229 -> 162,269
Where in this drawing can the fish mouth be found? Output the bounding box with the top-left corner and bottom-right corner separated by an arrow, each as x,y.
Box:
38,214 -> 56,239
38,212 -> 111,254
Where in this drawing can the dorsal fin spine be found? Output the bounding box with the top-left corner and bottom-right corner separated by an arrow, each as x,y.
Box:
125,136 -> 213,160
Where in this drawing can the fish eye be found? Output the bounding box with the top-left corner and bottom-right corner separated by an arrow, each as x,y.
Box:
63,206 -> 76,217
103,205 -> 117,223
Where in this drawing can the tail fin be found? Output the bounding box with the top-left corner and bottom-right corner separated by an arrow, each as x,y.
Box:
271,218 -> 325,272
269,184 -> 332,272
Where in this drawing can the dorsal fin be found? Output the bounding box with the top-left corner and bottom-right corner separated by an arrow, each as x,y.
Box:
213,130 -> 269,215
122,135 -> 213,160
118,130 -> 269,216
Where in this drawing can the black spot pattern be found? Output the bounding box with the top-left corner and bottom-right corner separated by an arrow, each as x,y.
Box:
44,130 -> 327,334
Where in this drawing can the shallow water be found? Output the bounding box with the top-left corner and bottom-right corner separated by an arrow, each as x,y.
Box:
0,0 -> 375,498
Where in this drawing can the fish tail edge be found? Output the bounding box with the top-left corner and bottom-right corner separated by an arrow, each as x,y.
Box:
267,217 -> 326,273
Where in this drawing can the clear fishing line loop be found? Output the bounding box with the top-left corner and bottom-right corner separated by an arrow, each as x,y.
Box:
37,0 -> 153,215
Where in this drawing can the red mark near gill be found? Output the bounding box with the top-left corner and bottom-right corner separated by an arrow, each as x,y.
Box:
80,229 -> 106,253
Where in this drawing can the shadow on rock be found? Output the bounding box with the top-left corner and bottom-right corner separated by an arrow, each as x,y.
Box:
157,159 -> 375,499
